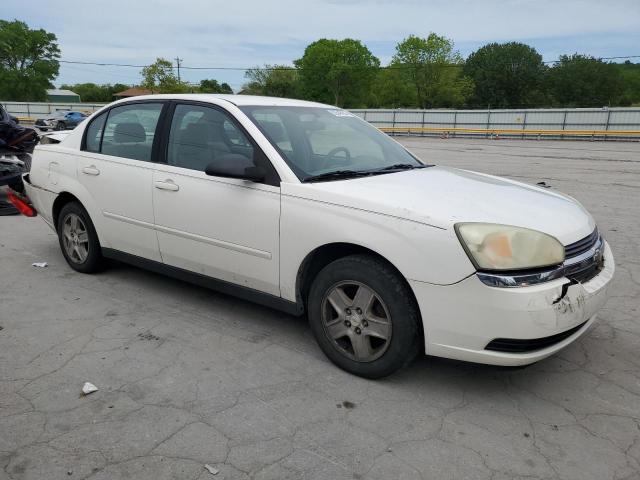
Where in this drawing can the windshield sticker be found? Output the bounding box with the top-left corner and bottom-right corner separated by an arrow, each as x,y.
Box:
327,110 -> 355,117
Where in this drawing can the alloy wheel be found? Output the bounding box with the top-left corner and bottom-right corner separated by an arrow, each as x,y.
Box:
321,280 -> 392,362
62,213 -> 89,264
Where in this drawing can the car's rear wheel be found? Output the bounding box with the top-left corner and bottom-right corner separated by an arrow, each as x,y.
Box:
57,202 -> 104,273
307,254 -> 421,378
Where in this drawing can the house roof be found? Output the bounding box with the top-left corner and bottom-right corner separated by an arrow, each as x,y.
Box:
46,89 -> 80,97
114,87 -> 155,98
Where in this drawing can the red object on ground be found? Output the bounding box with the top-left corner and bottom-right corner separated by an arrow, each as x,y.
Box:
6,190 -> 37,217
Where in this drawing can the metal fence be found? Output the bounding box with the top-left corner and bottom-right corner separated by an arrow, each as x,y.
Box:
3,101 -> 640,140
351,107 -> 640,140
1,101 -> 106,120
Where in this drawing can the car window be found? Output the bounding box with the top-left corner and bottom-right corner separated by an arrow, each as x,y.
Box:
251,112 -> 293,153
307,115 -> 383,160
167,104 -> 255,173
241,106 -> 422,180
223,120 -> 252,147
100,103 -> 163,162
84,111 -> 107,153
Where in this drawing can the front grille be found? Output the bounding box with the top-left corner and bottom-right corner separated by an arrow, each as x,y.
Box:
485,321 -> 588,353
565,228 -> 599,259
567,261 -> 602,283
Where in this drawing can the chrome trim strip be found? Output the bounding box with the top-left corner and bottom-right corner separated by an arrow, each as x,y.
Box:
154,224 -> 272,260
103,211 -> 272,260
477,236 -> 604,288
104,211 -> 155,229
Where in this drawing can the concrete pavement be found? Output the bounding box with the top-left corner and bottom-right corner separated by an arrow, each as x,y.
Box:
1,137 -> 639,479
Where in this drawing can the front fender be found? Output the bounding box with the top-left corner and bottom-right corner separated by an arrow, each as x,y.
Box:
279,193 -> 475,302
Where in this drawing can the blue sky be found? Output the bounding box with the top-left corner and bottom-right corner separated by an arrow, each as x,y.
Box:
4,0 -> 639,92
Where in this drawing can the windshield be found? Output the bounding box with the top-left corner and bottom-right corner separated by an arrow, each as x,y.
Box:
239,106 -> 425,181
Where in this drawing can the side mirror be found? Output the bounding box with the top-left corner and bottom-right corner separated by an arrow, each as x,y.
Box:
205,162 -> 266,182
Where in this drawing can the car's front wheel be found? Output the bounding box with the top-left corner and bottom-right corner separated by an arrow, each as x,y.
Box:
57,202 -> 104,273
55,121 -> 66,131
307,254 -> 421,378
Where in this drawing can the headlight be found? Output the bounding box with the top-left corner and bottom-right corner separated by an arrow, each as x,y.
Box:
455,223 -> 564,271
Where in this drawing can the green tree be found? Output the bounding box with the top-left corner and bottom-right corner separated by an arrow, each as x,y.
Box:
60,83 -> 129,102
618,61 -> 640,106
140,58 -> 188,93
199,79 -> 233,94
392,34 -> 472,108
547,54 -> 625,107
294,39 -> 380,107
0,19 -> 60,101
463,42 -> 547,108
369,67 -> 416,108
242,65 -> 301,98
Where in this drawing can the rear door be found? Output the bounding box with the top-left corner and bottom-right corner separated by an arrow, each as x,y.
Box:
77,102 -> 165,261
151,102 -> 281,295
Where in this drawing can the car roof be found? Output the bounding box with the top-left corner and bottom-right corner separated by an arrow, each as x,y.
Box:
113,94 -> 335,109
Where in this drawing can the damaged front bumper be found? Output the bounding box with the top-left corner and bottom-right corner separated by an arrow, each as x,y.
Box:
410,241 -> 615,366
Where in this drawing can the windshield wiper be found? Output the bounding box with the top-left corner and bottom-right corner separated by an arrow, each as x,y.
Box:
302,170 -> 375,183
302,164 -> 430,183
373,163 -> 429,172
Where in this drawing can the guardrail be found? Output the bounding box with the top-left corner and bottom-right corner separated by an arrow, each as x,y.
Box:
5,102 -> 640,140
379,126 -> 640,139
352,107 -> 640,141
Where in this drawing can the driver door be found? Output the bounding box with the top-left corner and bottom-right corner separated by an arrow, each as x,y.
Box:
152,102 -> 281,296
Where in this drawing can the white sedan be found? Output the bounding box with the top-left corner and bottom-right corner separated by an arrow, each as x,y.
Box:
17,94 -> 614,378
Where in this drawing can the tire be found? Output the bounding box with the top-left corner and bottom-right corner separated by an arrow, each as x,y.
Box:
55,121 -> 65,131
307,254 -> 421,379
56,201 -> 104,273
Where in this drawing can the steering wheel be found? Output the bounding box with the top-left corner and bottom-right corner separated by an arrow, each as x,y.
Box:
324,147 -> 351,167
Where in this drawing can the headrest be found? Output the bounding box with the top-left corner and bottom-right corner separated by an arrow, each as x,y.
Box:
261,121 -> 286,143
180,123 -> 211,144
113,122 -> 146,143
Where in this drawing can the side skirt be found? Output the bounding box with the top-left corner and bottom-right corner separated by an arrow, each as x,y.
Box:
101,248 -> 304,317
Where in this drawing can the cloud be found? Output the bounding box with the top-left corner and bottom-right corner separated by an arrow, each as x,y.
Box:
3,0 -> 638,88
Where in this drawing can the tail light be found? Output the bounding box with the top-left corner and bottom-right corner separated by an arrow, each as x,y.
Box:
6,190 -> 37,217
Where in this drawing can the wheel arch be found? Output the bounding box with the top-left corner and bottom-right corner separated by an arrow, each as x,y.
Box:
295,242 -> 422,326
52,192 -> 83,231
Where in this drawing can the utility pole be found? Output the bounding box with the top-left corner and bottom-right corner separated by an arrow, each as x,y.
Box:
175,57 -> 183,82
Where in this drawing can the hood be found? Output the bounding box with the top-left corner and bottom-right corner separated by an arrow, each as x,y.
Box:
284,166 -> 595,245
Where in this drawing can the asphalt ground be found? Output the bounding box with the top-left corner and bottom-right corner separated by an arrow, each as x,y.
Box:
1,137 -> 639,480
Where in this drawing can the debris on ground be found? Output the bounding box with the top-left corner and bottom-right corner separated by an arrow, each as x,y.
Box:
204,464 -> 219,475
81,382 -> 98,396
32,262 -> 48,268
138,331 -> 160,341
536,181 -> 552,188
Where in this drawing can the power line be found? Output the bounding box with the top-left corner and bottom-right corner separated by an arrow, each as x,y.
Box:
57,55 -> 640,72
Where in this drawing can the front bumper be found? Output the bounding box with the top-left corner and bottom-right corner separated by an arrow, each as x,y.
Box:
410,241 -> 614,366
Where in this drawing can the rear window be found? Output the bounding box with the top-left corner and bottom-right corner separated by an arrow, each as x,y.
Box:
83,103 -> 163,162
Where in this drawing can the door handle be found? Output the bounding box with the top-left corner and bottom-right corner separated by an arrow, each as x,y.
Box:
82,165 -> 100,176
154,180 -> 179,191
